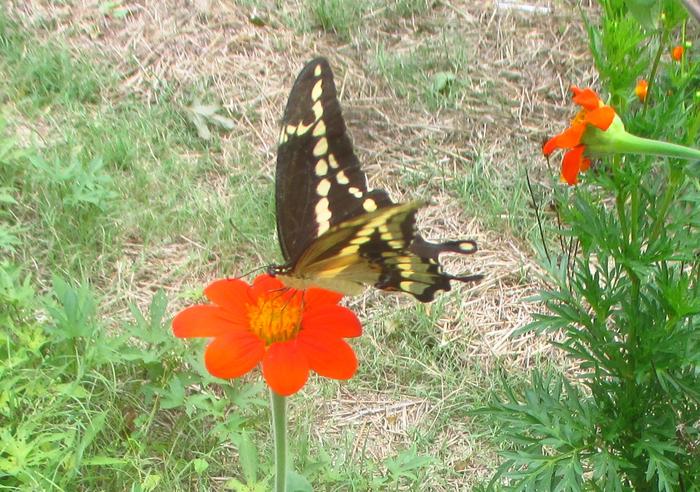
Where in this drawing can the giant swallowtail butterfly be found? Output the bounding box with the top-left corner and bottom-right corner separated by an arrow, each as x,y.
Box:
269,57 -> 482,302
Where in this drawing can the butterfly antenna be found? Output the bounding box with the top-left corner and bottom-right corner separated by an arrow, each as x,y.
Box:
232,265 -> 269,281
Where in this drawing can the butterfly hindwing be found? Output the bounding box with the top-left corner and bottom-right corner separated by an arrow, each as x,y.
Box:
277,201 -> 420,295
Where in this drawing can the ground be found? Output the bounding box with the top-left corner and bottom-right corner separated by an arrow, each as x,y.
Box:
5,0 -> 597,489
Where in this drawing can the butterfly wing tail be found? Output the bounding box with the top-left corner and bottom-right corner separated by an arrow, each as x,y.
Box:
409,234 -> 478,260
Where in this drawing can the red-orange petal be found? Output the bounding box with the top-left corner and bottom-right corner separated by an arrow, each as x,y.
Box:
204,330 -> 265,379
204,278 -> 251,322
297,334 -> 358,379
250,274 -> 287,300
262,341 -> 310,396
173,305 -> 243,338
543,135 -> 560,156
580,156 -> 591,172
301,304 -> 362,338
584,106 -> 616,131
303,287 -> 343,308
571,86 -> 601,110
561,146 -> 586,185
545,123 -> 587,153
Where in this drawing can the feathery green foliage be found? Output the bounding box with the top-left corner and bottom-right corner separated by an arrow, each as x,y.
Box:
484,1 -> 700,489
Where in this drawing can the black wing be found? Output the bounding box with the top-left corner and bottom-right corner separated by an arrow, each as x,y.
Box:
275,57 -> 391,263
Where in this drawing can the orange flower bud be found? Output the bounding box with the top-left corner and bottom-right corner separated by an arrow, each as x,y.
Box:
672,45 -> 684,61
635,79 -> 648,102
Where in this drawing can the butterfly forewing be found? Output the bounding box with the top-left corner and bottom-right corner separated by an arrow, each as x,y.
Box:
276,58 -> 391,263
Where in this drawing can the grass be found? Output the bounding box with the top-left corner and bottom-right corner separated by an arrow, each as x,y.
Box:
307,0 -> 368,40
374,33 -> 472,110
0,1 -> 584,490
2,14 -> 275,286
451,154 -> 539,244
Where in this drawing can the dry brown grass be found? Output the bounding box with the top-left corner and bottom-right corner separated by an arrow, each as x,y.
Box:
8,0 -> 599,487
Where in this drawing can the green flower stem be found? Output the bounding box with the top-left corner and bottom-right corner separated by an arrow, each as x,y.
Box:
271,390 -> 287,492
643,28 -> 668,113
651,165 -> 684,242
589,133 -> 700,161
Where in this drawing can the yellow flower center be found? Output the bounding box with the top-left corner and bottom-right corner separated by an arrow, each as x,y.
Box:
247,295 -> 302,345
570,108 -> 588,127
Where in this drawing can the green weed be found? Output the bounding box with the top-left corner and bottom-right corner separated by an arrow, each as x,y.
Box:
307,0 -> 367,40
388,0 -> 432,17
450,154 -> 536,243
485,1 -> 700,489
374,34 -> 471,110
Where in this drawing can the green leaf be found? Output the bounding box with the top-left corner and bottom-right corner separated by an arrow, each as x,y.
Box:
185,99 -> 235,140
286,470 -> 313,492
238,431 -> 258,484
193,458 -> 209,475
625,0 -> 660,30
159,375 -> 185,410
431,71 -> 456,96
141,473 -> 162,492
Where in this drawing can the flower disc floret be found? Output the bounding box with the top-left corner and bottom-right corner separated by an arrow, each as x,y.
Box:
248,295 -> 302,344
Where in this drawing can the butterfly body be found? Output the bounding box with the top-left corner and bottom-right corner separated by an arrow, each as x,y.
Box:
271,57 -> 482,302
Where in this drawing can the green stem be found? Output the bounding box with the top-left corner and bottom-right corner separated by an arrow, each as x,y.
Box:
630,180 -> 640,247
643,29 -> 668,113
271,390 -> 288,492
589,132 -> 700,161
650,166 -> 683,242
614,155 -> 629,241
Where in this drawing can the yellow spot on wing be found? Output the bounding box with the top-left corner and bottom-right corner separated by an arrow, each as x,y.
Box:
350,235 -> 371,245
315,159 -> 328,176
328,154 -> 339,168
336,170 -> 349,185
314,64 -> 322,77
311,79 -> 323,101
400,280 -> 427,295
339,245 -> 359,255
312,101 -> 323,120
312,120 -> 326,137
399,281 -> 413,291
363,198 -> 377,212
286,124 -> 296,135
313,137 -> 328,157
348,186 -> 362,198
315,198 -> 331,233
316,178 -> 331,197
296,121 -> 313,135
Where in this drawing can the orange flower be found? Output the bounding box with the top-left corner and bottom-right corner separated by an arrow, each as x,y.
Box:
672,45 -> 684,61
635,79 -> 648,102
173,274 -> 362,396
543,86 -> 616,185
